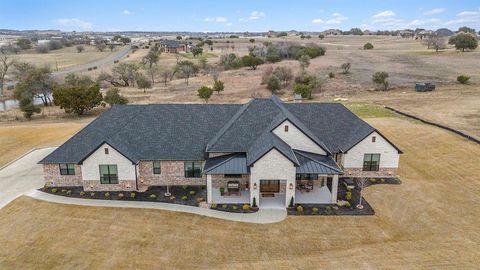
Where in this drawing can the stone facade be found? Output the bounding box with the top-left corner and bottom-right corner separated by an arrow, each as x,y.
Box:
82,180 -> 137,191
210,175 -> 250,189
344,167 -> 397,178
137,160 -> 206,191
43,164 -> 83,187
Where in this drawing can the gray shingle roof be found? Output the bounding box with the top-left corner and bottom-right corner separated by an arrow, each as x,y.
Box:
40,96 -> 399,165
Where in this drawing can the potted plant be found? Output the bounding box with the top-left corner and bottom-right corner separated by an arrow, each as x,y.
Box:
219,187 -> 225,196
288,196 -> 295,209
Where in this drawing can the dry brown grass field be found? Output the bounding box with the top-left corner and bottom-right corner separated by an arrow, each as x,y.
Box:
1,116 -> 479,269
14,45 -> 123,70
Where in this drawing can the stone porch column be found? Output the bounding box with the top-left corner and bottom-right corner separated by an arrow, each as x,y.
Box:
331,174 -> 338,203
206,174 -> 213,204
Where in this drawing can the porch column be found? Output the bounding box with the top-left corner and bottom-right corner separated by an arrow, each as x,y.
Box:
206,174 -> 213,204
331,174 -> 338,203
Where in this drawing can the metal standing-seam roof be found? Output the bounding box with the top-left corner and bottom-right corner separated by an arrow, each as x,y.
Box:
294,150 -> 343,174
203,153 -> 249,174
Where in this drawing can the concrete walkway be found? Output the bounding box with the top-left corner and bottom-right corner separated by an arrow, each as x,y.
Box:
25,190 -> 287,224
0,147 -> 56,208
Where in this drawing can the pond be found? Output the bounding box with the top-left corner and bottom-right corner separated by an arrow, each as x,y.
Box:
0,93 -> 53,112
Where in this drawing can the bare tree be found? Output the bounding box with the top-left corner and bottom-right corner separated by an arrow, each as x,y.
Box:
356,177 -> 368,209
0,46 -> 15,96
160,70 -> 172,86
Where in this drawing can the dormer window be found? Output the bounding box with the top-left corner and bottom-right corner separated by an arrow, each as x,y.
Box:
284,125 -> 289,132
372,136 -> 376,143
104,148 -> 109,154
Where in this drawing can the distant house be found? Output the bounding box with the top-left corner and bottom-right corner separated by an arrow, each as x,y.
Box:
40,96 -> 402,209
159,40 -> 187,53
399,30 -> 414,38
37,39 -> 51,46
416,30 -> 435,40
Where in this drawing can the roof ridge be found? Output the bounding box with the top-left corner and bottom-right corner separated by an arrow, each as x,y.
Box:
206,99 -> 254,151
270,96 -> 332,155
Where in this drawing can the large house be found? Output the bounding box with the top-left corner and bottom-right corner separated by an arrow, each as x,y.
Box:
158,39 -> 187,53
40,96 -> 401,208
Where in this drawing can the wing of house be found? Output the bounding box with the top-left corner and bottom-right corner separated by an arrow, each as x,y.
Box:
40,96 -> 401,208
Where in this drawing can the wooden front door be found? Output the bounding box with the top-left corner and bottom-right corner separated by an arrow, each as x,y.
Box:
260,180 -> 280,193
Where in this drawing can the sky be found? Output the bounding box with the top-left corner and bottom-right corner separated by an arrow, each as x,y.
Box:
1,0 -> 479,32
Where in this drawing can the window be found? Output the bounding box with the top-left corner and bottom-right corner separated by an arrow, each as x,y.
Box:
296,174 -> 319,181
99,165 -> 118,184
153,162 -> 161,174
184,161 -> 202,178
59,163 -> 75,175
284,125 -> 289,132
372,136 -> 376,142
104,148 -> 109,154
363,154 -> 380,171
224,174 -> 242,178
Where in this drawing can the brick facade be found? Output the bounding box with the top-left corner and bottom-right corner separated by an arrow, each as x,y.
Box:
343,167 -> 397,178
137,161 -> 206,191
43,164 -> 83,187
82,180 -> 137,191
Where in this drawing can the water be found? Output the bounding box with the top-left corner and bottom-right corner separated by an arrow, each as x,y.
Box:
0,93 -> 53,111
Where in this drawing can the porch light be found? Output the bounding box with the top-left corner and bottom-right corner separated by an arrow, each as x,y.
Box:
90,184 -> 93,188
253,183 -> 257,190
289,183 -> 294,190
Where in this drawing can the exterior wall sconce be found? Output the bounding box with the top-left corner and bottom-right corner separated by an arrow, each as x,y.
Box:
140,176 -> 144,183
253,183 -> 257,190
90,184 -> 93,188
289,183 -> 294,190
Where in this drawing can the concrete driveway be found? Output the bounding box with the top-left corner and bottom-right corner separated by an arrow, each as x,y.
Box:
0,148 -> 56,208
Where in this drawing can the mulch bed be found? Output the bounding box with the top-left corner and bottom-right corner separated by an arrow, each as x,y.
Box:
288,177 -> 401,216
210,203 -> 258,214
40,185 -> 207,207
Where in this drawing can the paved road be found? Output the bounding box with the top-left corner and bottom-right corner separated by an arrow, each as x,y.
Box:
52,45 -> 132,77
0,148 -> 56,208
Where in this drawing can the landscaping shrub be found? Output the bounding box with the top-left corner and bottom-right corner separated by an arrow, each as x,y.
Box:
328,72 -> 335,78
90,192 -> 95,197
51,188 -> 58,193
289,196 -> 294,208
189,190 -> 196,195
364,42 -> 374,50
66,190 -> 72,195
252,197 -> 257,208
118,193 -> 124,199
232,205 -> 238,210
341,63 -> 351,74
130,192 -> 136,199
219,187 -> 225,194
326,206 -> 331,210
242,204 -> 250,210
312,207 -> 319,214
296,205 -> 304,213
149,194 -> 157,199
104,192 -> 110,198
345,201 -> 351,207
457,75 -> 470,84
346,191 -> 352,200
211,204 -> 217,209
61,189 -> 68,193
79,191 -> 85,196
181,196 -> 188,201
222,204 -> 228,209
182,185 -> 188,190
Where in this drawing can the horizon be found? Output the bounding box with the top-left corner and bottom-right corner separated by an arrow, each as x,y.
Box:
1,0 -> 479,32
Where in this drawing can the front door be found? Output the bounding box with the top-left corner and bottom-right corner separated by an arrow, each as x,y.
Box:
260,180 -> 280,193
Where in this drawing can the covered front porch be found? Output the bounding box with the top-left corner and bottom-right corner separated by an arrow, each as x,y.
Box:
293,150 -> 343,204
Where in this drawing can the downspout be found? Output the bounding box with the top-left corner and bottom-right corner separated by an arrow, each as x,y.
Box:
134,162 -> 139,191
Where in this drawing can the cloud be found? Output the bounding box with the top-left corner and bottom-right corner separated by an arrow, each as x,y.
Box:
445,9 -> 480,26
204,17 -> 228,23
372,10 -> 395,18
312,13 -> 348,25
423,8 -> 446,16
408,18 -> 441,27
225,22 -> 233,26
52,18 -> 93,30
122,10 -> 132,15
239,11 -> 265,22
